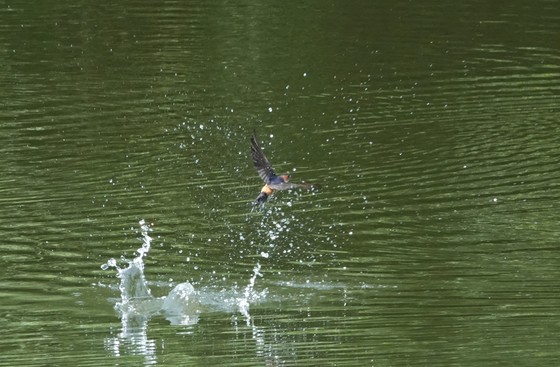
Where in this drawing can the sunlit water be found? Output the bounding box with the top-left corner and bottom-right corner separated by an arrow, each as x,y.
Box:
2,0 -> 560,366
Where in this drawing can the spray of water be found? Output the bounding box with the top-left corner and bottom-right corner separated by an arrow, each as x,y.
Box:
101,219 -> 265,325
238,263 -> 262,324
101,220 -> 201,325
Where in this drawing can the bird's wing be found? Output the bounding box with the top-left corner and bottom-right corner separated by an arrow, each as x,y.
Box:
267,182 -> 317,191
251,132 -> 277,184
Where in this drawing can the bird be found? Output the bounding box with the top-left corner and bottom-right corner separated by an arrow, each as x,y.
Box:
250,131 -> 316,207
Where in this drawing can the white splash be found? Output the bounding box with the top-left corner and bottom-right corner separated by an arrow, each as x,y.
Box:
237,263 -> 263,325
101,220 -> 200,325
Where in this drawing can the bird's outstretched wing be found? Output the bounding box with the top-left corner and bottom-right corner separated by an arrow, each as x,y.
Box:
267,182 -> 317,191
251,132 -> 277,184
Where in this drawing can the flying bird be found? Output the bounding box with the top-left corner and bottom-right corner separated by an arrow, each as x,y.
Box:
250,131 -> 316,207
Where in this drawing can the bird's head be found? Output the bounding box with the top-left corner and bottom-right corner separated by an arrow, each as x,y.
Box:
280,173 -> 291,182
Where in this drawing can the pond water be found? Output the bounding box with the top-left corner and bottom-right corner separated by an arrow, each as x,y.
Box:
1,1 -> 560,366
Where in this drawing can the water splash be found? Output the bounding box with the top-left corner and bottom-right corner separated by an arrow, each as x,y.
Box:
101,220 -> 200,324
238,263 -> 263,324
101,220 -> 267,324
101,219 -> 274,362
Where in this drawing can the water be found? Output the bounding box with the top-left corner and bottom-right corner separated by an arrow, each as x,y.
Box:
2,0 -> 560,366
99,219 -> 345,365
100,219 -> 265,328
100,220 -> 261,363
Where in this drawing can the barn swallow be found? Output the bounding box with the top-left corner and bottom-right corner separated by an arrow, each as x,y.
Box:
251,131 -> 316,207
